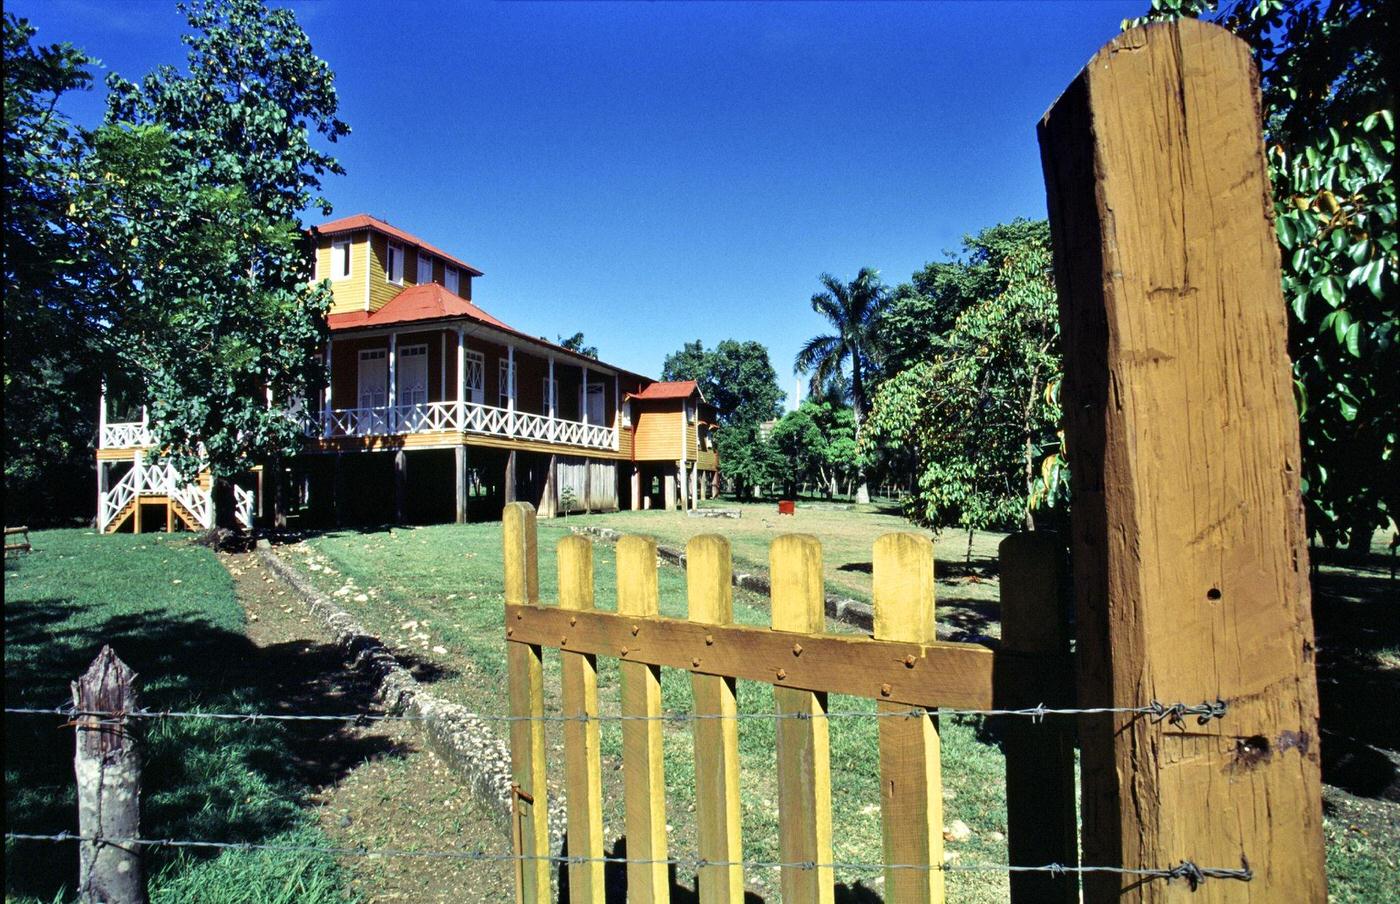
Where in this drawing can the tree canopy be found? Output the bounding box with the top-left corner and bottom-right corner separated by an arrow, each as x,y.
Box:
557,332 -> 598,358
2,14 -> 104,522
661,338 -> 784,427
88,0 -> 348,528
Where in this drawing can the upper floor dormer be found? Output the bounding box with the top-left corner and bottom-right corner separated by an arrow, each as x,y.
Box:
311,214 -> 485,317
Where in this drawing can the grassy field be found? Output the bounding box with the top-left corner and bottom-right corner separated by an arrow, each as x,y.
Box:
572,500 -> 1007,610
4,531 -> 354,904
289,519 -> 1016,901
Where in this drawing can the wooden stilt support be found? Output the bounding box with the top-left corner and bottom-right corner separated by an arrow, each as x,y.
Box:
394,449 -> 408,523
454,445 -> 468,524
504,450 -> 518,505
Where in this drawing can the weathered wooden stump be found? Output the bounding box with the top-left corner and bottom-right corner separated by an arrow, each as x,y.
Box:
73,645 -> 145,904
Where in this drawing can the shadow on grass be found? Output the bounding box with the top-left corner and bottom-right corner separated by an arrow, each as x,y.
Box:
5,597 -> 405,900
1311,554 -> 1400,801
558,836 -> 886,903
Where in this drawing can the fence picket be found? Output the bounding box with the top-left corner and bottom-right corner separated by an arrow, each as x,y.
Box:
873,533 -> 944,903
770,534 -> 835,903
558,535 -> 605,903
685,535 -> 743,903
616,536 -> 670,903
503,502 -> 550,904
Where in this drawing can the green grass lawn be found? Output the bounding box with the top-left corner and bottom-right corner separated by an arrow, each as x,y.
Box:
4,530 -> 354,904
568,500 -> 1008,610
292,518 -> 1015,901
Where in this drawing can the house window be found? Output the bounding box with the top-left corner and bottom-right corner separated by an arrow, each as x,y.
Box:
397,344 -> 428,406
543,377 -> 559,416
444,266 -> 459,295
386,242 -> 404,284
583,383 -> 605,424
686,402 -> 697,424
331,239 -> 351,280
463,350 -> 484,404
620,400 -> 632,428
498,359 -> 515,408
416,250 -> 433,284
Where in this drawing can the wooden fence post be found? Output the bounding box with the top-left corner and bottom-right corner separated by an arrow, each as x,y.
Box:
616,535 -> 670,903
686,535 -> 744,903
770,534 -> 834,903
504,502 -> 550,903
998,532 -> 1076,903
73,645 -> 145,904
873,532 -> 943,904
558,535 -> 605,903
1040,18 -> 1326,901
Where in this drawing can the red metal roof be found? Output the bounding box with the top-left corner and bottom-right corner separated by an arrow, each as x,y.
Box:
313,214 -> 484,277
327,283 -> 513,332
629,380 -> 700,401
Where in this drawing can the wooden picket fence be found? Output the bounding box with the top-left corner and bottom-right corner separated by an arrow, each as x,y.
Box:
503,502 -> 1077,904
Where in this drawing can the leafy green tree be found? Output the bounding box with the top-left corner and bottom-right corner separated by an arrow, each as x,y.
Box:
557,331 -> 598,358
661,338 -> 784,426
881,219 -> 1051,374
795,268 -> 889,503
866,234 -> 1062,533
768,405 -> 825,498
1128,0 -> 1396,549
714,422 -> 780,500
3,15 -> 104,523
92,0 -> 348,533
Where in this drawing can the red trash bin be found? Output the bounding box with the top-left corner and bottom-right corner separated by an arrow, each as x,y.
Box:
777,499 -> 795,516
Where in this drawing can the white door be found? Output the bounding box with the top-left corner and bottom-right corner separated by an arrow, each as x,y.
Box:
358,349 -> 387,409
398,344 -> 428,406
584,383 -> 605,424
464,351 -> 484,404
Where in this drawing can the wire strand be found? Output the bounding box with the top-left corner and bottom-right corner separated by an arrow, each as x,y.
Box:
3,831 -> 1251,887
4,698 -> 1227,726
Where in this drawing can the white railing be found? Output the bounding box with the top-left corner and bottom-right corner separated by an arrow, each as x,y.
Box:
98,461 -> 254,532
100,422 -> 155,449
233,485 -> 255,531
308,401 -> 618,451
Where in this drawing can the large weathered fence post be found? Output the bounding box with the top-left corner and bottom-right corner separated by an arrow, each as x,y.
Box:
73,646 -> 146,904
1039,18 -> 1326,902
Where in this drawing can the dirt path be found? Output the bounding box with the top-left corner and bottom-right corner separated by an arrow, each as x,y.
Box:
221,552 -> 514,903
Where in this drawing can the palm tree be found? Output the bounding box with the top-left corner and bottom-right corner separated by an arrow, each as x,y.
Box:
795,268 -> 887,503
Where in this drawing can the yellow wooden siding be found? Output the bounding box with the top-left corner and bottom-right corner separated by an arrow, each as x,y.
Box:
618,425 -> 634,459
685,415 -> 698,460
632,405 -> 682,461
696,449 -> 718,471
367,232 -> 406,313
322,233 -> 374,316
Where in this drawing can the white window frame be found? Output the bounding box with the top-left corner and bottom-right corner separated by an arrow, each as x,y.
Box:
416,250 -> 433,284
498,359 -> 516,408
582,382 -> 605,425
386,241 -> 404,284
444,266 -> 459,295
331,238 -> 351,281
543,377 -> 559,416
620,399 -> 633,428
396,344 -> 429,406
687,401 -> 697,424
463,350 -> 485,404
357,348 -> 388,409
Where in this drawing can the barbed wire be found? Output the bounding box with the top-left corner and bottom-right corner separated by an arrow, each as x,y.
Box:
3,698 -> 1227,726
3,831 -> 1251,888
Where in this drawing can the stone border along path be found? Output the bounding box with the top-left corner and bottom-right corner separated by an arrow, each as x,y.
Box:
255,541 -> 567,845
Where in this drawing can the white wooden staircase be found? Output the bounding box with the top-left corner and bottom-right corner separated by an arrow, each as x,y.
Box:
99,462 -> 254,534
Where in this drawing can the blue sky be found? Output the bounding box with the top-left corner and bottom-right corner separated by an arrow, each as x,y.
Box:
14,0 -> 1141,399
